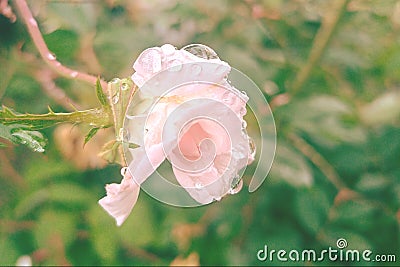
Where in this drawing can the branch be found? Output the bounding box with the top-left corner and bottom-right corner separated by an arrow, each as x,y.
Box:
13,0 -> 108,90
291,0 -> 350,95
288,133 -> 346,190
0,105 -> 112,130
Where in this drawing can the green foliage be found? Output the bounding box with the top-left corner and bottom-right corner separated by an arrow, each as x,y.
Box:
0,0 -> 399,266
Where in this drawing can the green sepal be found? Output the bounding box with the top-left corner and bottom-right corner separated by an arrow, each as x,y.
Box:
84,127 -> 100,147
96,77 -> 109,107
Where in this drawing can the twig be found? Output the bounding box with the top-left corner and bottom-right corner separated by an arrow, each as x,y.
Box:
0,150 -> 26,188
288,133 -> 346,190
291,0 -> 350,95
35,68 -> 82,111
13,0 -> 108,90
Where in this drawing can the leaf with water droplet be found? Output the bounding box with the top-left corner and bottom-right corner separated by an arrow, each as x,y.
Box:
10,129 -> 47,153
84,127 -> 100,147
96,77 -> 109,107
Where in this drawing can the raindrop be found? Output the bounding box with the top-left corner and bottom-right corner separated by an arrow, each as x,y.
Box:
111,78 -> 120,84
195,182 -> 203,189
239,107 -> 247,116
213,196 -> 222,201
241,91 -> 248,97
120,167 -> 128,176
214,64 -> 227,76
182,44 -> 219,60
168,60 -> 183,72
229,179 -> 243,195
161,44 -> 176,56
29,18 -> 38,27
191,64 -> 202,75
119,128 -> 130,143
112,93 -> 119,104
70,71 -> 78,78
222,91 -> 234,105
47,53 -> 56,61
241,120 -> 247,129
120,82 -> 129,91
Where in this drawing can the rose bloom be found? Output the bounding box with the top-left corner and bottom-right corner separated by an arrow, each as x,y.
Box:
99,44 -> 254,226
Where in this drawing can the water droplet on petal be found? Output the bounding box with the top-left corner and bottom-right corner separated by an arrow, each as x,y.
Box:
161,44 -> 176,55
70,71 -> 78,78
215,64 -> 228,76
195,182 -> 203,189
120,167 -> 128,176
47,53 -> 56,61
241,91 -> 248,97
168,60 -> 183,72
222,91 -> 234,105
191,64 -> 202,75
29,18 -> 37,27
241,120 -> 247,129
182,44 -> 219,60
239,107 -> 247,116
229,179 -> 243,195
213,196 -> 222,201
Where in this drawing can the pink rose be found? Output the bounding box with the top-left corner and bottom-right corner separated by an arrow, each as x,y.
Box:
99,44 -> 254,225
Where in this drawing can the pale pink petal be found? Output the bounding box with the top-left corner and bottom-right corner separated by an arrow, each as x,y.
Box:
98,172 -> 140,226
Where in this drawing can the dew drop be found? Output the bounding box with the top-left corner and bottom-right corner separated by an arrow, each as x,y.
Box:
229,179 -> 243,195
215,64 -> 227,76
241,120 -> 247,129
119,128 -> 130,142
112,93 -> 119,104
111,78 -> 120,84
29,18 -> 38,27
195,182 -> 203,189
120,167 -> 128,176
239,107 -> 247,116
222,91 -> 234,105
168,60 -> 183,72
47,53 -> 56,61
241,91 -> 248,97
213,196 -> 222,201
181,44 -> 219,60
191,64 -> 202,75
120,82 -> 129,91
161,44 -> 176,55
70,71 -> 78,78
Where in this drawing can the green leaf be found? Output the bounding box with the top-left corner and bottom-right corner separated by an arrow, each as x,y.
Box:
270,142 -> 313,187
84,127 -> 100,146
96,77 -> 109,107
294,188 -> 331,235
34,209 -> 77,249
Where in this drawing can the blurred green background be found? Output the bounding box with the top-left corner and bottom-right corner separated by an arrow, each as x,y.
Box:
0,0 -> 399,266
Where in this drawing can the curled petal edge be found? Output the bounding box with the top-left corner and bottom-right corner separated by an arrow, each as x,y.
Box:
98,171 -> 140,226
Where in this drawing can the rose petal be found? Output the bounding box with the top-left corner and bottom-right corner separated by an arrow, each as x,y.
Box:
98,172 -> 140,226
